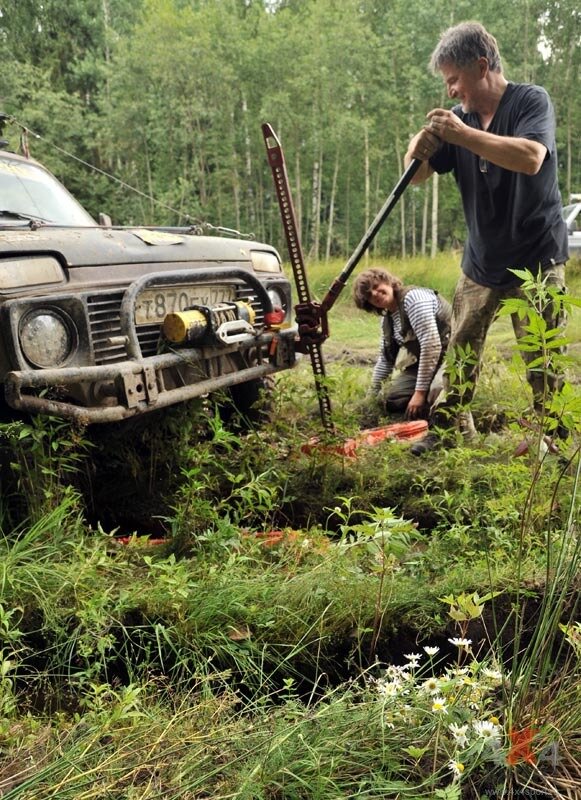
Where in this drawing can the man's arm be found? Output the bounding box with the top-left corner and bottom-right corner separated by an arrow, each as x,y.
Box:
426,108 -> 547,175
404,129 -> 439,184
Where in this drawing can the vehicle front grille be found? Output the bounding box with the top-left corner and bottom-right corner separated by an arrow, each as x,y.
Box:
136,324 -> 163,357
87,291 -> 127,364
87,281 -> 265,365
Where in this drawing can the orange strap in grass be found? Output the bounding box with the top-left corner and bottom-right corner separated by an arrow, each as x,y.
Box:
302,420 -> 428,457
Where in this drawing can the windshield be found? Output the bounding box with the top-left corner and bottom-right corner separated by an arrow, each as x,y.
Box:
0,155 -> 96,226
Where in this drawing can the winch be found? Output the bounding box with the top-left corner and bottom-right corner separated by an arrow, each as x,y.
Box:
162,300 -> 256,346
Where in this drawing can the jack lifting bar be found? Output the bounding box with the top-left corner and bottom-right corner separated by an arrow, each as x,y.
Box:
262,122 -> 422,443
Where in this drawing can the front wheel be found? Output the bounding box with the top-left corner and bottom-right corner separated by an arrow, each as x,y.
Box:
222,375 -> 275,429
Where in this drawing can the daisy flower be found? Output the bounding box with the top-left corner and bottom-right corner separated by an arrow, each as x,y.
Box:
421,676 -> 441,694
448,759 -> 465,779
377,679 -> 401,697
386,664 -> 410,679
473,719 -> 501,744
432,696 -> 447,713
447,666 -> 470,677
423,645 -> 440,657
448,723 -> 469,748
482,667 -> 503,682
448,637 -> 472,650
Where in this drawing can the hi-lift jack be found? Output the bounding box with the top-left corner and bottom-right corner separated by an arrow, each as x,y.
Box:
262,123 -> 428,455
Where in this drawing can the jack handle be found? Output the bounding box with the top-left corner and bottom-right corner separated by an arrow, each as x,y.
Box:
320,158 -> 422,314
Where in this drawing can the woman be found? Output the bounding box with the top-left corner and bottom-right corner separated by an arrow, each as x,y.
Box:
353,268 -> 452,420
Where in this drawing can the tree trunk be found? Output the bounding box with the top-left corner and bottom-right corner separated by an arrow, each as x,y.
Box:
421,185 -> 429,255
325,147 -> 340,261
142,136 -> 155,223
345,174 -> 350,256
371,155 -> 382,258
257,179 -> 265,243
395,142 -> 406,258
308,149 -> 321,260
566,116 -> 572,200
563,37 -> 576,198
232,165 -> 241,232
228,108 -> 241,232
195,119 -> 207,209
295,150 -> 302,246
241,94 -> 254,228
411,190 -> 416,257
316,146 -> 323,258
101,0 -> 111,103
430,172 -> 439,259
364,125 -> 370,264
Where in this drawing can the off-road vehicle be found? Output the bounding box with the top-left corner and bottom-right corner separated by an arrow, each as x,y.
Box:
563,195 -> 581,258
0,144 -> 297,425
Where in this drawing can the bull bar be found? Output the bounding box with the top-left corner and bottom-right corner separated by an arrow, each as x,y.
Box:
4,267 -> 297,424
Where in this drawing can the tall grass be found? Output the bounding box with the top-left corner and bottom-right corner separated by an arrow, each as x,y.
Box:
0,255 -> 578,798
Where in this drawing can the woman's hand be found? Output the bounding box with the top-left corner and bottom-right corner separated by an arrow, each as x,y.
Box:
405,390 -> 428,420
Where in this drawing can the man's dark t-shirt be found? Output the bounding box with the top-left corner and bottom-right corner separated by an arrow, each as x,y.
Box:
430,83 -> 568,288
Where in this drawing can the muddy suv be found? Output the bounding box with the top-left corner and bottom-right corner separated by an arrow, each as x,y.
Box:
0,147 -> 297,424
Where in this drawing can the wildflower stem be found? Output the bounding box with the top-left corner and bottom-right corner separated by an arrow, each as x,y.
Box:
432,719 -> 441,774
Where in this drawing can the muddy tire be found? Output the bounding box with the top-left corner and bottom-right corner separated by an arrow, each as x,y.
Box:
222,375 -> 275,429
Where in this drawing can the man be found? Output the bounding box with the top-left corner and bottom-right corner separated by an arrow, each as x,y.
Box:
353,267 -> 451,420
404,21 -> 569,455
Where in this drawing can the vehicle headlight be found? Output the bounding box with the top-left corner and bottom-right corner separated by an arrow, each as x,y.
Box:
0,256 -> 64,290
267,287 -> 285,311
250,250 -> 281,273
19,309 -> 76,367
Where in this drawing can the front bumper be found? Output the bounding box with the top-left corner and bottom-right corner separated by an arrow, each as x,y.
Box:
4,328 -> 297,424
2,267 -> 297,424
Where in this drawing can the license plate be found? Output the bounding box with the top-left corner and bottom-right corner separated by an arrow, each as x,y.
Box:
135,284 -> 236,325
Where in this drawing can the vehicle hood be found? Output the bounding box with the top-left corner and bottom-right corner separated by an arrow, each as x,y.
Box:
0,226 -> 272,267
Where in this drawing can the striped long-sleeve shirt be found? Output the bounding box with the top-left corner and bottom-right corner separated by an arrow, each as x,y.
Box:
371,288 -> 448,393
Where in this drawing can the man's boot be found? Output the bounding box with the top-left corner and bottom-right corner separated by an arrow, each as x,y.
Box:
410,431 -> 442,456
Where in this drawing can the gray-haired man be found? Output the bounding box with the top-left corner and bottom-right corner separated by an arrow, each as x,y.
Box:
405,21 -> 569,455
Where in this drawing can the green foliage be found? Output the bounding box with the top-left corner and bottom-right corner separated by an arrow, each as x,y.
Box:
1,416 -> 89,525
2,1 -> 579,253
443,342 -> 479,406
439,592 -> 502,625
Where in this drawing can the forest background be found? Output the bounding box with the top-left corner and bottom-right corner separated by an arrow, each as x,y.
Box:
1,0 -> 579,264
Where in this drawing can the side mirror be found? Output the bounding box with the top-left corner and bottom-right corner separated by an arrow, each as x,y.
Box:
99,212 -> 112,227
